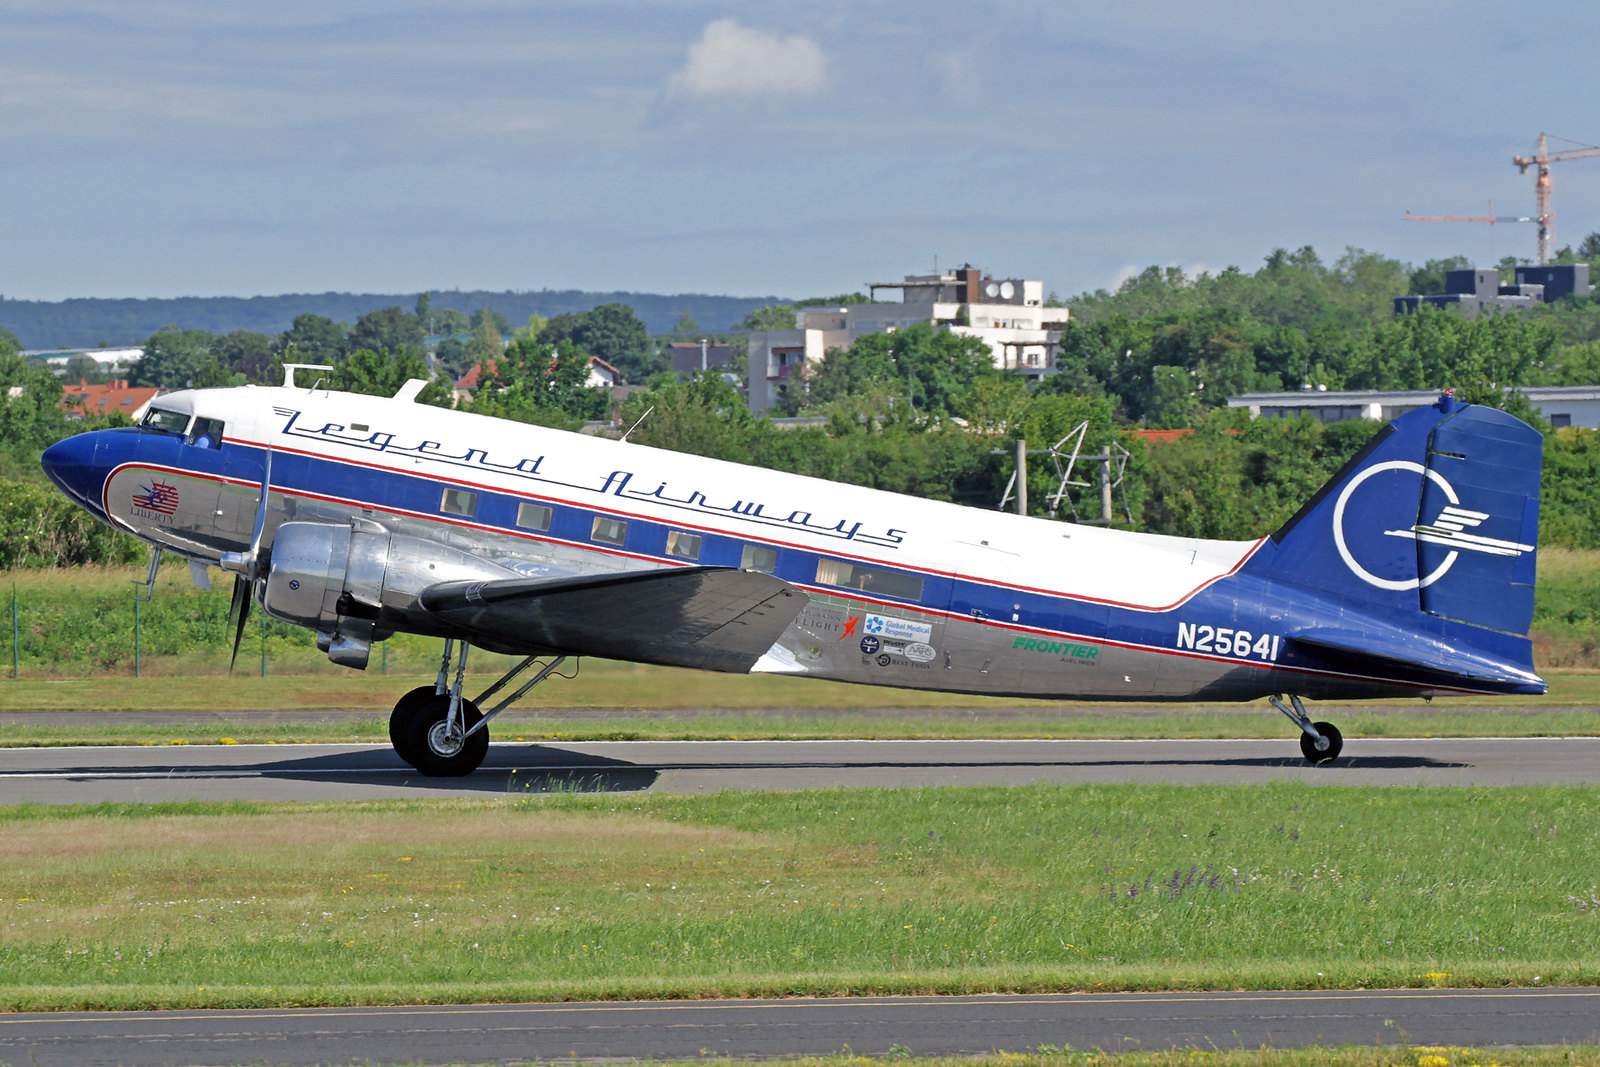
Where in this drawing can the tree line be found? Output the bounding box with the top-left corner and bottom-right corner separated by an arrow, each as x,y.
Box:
0,288 -> 782,351
7,241 -> 1600,567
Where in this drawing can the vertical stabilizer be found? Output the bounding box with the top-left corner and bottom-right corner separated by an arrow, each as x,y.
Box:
1264,395 -> 1541,637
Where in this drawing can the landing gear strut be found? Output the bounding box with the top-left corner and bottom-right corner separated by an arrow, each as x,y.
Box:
389,639 -> 570,777
1269,693 -> 1344,765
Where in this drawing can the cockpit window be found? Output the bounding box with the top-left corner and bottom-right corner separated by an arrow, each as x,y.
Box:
140,408 -> 190,436
185,417 -> 225,449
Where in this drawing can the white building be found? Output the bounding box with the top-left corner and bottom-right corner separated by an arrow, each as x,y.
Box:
746,266 -> 1068,412
1228,385 -> 1600,429
26,347 -> 144,377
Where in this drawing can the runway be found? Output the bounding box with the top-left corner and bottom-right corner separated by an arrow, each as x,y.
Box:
0,735 -> 1598,804
2,989 -> 1598,1066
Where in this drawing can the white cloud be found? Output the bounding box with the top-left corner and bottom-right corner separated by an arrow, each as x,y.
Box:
669,19 -> 826,98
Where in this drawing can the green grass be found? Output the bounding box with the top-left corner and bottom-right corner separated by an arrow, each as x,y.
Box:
624,1052 -> 1600,1067
1,784 -> 1597,1011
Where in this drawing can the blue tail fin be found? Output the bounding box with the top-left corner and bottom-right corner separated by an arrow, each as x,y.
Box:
1264,394 -> 1541,637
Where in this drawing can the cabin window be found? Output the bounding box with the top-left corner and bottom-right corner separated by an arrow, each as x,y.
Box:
740,544 -> 778,572
815,557 -> 924,602
140,408 -> 190,436
185,417 -> 224,449
591,516 -> 628,546
516,502 -> 553,531
666,530 -> 702,560
440,488 -> 477,517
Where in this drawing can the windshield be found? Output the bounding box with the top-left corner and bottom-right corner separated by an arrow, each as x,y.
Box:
139,408 -> 190,436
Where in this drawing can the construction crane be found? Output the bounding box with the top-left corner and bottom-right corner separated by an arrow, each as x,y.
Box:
1404,201 -> 1535,228
1512,132 -> 1600,265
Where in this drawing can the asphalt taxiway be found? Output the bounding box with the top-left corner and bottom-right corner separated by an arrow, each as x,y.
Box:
2,989 -> 1598,1066
0,735 -> 1597,804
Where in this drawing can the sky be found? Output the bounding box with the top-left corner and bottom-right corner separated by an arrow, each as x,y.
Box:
4,1 -> 1600,304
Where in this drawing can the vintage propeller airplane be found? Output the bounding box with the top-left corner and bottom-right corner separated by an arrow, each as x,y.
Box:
40,367 -> 1544,775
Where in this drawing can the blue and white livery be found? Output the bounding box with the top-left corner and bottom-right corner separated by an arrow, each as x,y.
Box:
40,369 -> 1545,774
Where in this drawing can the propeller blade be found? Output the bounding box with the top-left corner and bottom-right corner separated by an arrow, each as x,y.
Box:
246,447 -> 274,568
227,574 -> 253,673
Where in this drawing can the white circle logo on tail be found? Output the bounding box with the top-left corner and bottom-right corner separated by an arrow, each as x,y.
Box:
1332,461 -> 1459,591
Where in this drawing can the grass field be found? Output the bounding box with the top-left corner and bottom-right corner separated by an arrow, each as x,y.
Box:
648,1052 -> 1600,1067
1,783 -> 1597,1012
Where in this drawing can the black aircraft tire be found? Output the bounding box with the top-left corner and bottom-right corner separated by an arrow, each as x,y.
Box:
403,694 -> 489,777
1299,721 -> 1343,764
389,686 -> 437,766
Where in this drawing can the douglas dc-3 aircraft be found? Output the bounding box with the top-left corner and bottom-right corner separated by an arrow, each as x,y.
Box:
40,366 -> 1545,776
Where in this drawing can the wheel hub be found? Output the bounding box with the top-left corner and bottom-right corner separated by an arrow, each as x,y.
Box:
427,720 -> 465,758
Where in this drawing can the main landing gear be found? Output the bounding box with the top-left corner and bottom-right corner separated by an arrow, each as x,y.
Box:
1269,693 -> 1344,765
389,639 -> 569,776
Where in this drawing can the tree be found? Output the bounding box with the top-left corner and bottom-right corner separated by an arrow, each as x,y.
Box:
332,346 -> 452,406
433,307 -> 471,336
613,371 -> 771,462
466,315 -> 504,370
210,329 -> 276,383
469,337 -> 606,429
64,354 -> 111,385
415,291 -> 433,333
470,307 -> 511,336
514,313 -> 549,340
805,323 -> 1000,418
131,325 -> 212,388
740,304 -> 797,330
672,309 -> 700,334
348,306 -> 424,355
432,337 -> 473,378
537,312 -> 581,347
275,313 -> 347,364
1409,256 -> 1474,296
570,303 -> 657,381
0,348 -> 72,453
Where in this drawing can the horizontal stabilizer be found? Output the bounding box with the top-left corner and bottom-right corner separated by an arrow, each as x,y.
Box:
418,567 -> 808,673
1292,627 -> 1544,692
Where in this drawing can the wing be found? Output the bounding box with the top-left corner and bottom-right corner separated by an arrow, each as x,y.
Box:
417,566 -> 809,672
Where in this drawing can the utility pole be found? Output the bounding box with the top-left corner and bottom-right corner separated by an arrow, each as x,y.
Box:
1099,446 -> 1113,521
1014,438 -> 1028,516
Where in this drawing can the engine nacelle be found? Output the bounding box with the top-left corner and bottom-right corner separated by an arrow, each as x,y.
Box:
261,519 -> 517,668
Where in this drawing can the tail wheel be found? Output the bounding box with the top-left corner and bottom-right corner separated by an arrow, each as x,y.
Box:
400,694 -> 488,777
389,686 -> 437,766
1299,721 -> 1343,764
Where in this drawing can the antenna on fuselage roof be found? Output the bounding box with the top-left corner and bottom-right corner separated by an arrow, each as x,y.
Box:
619,405 -> 653,443
282,363 -> 334,389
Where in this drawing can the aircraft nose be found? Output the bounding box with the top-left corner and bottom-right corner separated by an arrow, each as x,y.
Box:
40,432 -> 104,509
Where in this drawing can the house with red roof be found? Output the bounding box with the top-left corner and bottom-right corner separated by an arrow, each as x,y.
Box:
59,379 -> 162,422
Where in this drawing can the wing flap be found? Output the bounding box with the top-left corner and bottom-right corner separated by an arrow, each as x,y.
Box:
417,566 -> 808,673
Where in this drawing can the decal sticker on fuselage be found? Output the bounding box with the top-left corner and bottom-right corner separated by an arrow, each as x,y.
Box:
1011,636 -> 1099,660
131,480 -> 180,522
1175,623 -> 1280,661
863,614 -> 932,643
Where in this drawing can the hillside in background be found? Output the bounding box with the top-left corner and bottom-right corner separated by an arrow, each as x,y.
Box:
0,288 -> 788,350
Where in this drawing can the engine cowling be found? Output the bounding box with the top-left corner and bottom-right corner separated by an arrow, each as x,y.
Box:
260,519 -> 517,668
